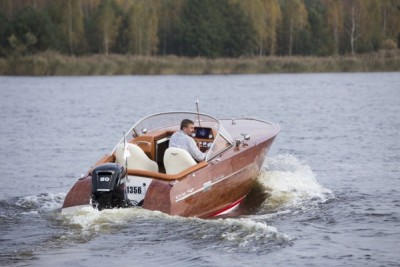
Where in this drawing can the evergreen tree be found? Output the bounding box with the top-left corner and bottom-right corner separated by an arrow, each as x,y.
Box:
223,1 -> 256,57
157,0 -> 184,55
302,0 -> 332,55
0,11 -> 7,55
175,0 -> 255,58
175,0 -> 225,57
7,6 -> 57,54
47,0 -> 86,55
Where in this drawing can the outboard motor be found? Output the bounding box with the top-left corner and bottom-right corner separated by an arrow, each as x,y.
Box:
91,163 -> 127,210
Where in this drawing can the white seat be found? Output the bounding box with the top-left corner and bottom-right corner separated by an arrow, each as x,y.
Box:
163,147 -> 197,175
115,143 -> 158,172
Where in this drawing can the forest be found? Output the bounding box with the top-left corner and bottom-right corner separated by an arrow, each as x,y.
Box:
1,0 -> 399,57
0,0 -> 399,75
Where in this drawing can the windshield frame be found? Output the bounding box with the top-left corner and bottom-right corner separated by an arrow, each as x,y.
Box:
113,111 -> 234,161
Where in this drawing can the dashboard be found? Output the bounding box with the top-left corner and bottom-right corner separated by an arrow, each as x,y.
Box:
193,127 -> 214,151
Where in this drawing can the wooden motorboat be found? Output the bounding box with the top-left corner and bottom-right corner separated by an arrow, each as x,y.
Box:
62,111 -> 280,218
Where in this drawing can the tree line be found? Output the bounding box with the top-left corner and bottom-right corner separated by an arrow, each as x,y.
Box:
0,0 -> 399,58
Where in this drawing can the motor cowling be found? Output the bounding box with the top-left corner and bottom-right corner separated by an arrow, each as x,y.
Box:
91,163 -> 127,210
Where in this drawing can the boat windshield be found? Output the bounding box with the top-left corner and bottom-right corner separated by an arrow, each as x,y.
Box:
132,112 -> 219,136
122,112 -> 233,161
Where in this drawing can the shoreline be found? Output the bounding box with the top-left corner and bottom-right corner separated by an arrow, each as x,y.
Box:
0,50 -> 399,76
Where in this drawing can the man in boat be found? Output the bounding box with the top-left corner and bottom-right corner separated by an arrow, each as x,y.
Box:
169,119 -> 206,162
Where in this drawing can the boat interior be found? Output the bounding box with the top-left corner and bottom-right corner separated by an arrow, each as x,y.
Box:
90,125 -> 230,181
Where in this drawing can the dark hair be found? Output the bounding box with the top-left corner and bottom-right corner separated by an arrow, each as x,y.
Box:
180,119 -> 194,130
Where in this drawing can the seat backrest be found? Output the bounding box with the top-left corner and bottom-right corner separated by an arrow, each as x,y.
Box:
115,143 -> 158,172
163,147 -> 197,175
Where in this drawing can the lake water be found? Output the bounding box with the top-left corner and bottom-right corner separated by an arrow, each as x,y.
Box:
0,73 -> 399,266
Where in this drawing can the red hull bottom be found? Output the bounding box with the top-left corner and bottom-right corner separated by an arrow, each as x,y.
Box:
209,196 -> 246,217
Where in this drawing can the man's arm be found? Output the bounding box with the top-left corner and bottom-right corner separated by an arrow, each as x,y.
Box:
188,138 -> 206,162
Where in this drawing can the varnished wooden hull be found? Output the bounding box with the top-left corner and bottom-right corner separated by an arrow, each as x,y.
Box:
62,118 -> 279,218
144,138 -> 274,217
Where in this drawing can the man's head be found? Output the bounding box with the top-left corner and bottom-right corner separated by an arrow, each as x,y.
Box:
181,119 -> 195,135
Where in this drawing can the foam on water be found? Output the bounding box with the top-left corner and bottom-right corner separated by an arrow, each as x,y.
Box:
60,204 -> 292,252
61,206 -> 166,232
259,154 -> 333,210
216,218 -> 293,250
16,193 -> 66,213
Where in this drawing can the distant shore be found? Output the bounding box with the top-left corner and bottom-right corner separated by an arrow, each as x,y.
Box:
0,50 -> 399,76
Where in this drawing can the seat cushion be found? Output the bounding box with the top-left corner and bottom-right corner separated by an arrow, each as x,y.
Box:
163,147 -> 197,175
115,143 -> 158,172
